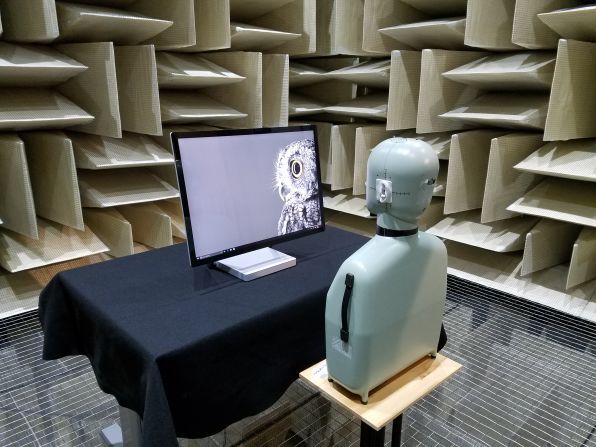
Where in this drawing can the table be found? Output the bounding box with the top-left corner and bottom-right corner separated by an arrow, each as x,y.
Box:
300,355 -> 462,446
39,227 -> 368,447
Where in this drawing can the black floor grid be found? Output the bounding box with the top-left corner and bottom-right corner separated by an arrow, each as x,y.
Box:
1,276 -> 595,446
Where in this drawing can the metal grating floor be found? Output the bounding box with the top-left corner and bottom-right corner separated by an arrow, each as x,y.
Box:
1,276 -> 595,447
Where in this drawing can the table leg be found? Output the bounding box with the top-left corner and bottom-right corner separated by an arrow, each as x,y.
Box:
360,421 -> 385,447
100,406 -> 142,447
391,414 -> 403,446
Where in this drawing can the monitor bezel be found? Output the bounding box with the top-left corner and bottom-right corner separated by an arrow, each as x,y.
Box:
171,125 -> 325,267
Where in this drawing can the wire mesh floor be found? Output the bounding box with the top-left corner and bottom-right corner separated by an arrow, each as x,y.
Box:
1,276 -> 595,447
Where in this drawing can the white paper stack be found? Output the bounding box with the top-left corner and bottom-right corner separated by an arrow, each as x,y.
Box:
78,169 -> 179,208
514,139 -> 596,182
0,42 -> 86,86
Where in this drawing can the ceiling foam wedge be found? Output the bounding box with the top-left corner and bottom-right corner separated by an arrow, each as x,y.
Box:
289,62 -> 327,88
0,88 -> 93,132
0,134 -> 37,239
514,139 -> 596,182
386,50 -> 421,131
154,200 -> 186,239
379,17 -> 466,51
69,132 -> 173,170
507,177 -> 596,228
160,91 -> 247,124
83,208 -> 133,258
567,227 -> 596,289
230,22 -> 300,51
54,1 -> 172,44
325,94 -> 388,121
427,211 -> 539,253
20,131 -> 84,231
323,191 -> 371,218
0,0 -> 59,43
440,93 -> 550,130
402,0 -> 467,16
353,125 -> 393,196
481,133 -> 544,224
129,0 -> 196,50
0,219 -> 108,273
442,52 -> 556,91
511,0 -> 575,50
115,45 -> 162,136
538,4 -> 596,42
56,42 -> 121,138
521,219 -> 581,276
325,60 -> 391,88
77,169 -> 179,208
0,42 -> 86,87
117,203 -> 173,249
156,53 -> 245,89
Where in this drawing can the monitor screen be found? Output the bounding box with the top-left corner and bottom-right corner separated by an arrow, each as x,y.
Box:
172,125 -> 325,266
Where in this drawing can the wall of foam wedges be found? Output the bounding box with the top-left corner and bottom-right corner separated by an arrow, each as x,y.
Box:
0,0 -> 594,323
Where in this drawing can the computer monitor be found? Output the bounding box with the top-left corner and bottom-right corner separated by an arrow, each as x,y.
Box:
172,125 -> 325,279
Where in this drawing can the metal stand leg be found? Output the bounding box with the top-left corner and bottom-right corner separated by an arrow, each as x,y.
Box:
391,414 -> 403,446
360,421 -> 385,447
100,406 -> 142,447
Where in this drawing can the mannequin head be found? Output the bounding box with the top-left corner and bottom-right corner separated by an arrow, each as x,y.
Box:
366,137 -> 438,230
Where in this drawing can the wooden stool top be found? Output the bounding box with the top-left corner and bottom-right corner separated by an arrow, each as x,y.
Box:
299,354 -> 462,430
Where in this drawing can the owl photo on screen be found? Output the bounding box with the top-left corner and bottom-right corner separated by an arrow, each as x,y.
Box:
275,139 -> 322,235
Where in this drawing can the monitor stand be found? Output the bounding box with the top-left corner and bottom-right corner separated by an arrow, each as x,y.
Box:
214,247 -> 296,281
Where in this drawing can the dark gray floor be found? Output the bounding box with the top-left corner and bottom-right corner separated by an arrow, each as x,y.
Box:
1,276 -> 595,446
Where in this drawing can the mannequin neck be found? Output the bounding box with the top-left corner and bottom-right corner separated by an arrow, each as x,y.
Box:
376,213 -> 418,232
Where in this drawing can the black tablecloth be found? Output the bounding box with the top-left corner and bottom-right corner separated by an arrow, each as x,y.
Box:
39,227 -> 367,447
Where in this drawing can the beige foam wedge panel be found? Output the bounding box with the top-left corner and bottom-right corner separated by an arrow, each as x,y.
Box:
230,23 -> 300,51
0,88 -> 94,131
512,0 -> 580,49
0,42 -> 86,87
442,52 -> 556,91
440,93 -> 550,130
160,91 -> 247,124
77,169 -> 179,208
199,52 -> 263,128
433,162 -> 447,198
399,130 -> 452,160
0,134 -> 38,239
306,121 -> 333,184
83,208 -> 133,258
514,139 -> 596,182
401,0 -> 467,16
538,4 -> 596,42
129,0 -> 196,50
69,132 -> 174,170
481,133 -> 544,224
156,53 -> 245,89
353,126 -> 393,196
325,60 -> 391,89
544,39 -> 596,141
289,93 -> 326,117
20,131 -> 84,231
323,191 -> 371,218
379,17 -> 467,50
465,0 -> 520,50
262,54 -> 289,127
154,200 -> 186,239
329,124 -> 359,191
427,211 -> 540,253
0,219 -> 108,273
386,50 -> 421,130
56,42 -> 122,138
177,0 -> 230,52
521,219 -> 581,276
54,1 -> 173,44
114,45 -> 162,136
289,62 -> 327,87
117,203 -> 173,249
507,177 -> 596,228
567,227 -> 596,289
325,94 -> 388,121
326,211 -> 376,237
416,49 -> 486,134
444,130 -> 504,215
419,197 -> 446,232
362,0 -> 427,54
0,0 -> 59,43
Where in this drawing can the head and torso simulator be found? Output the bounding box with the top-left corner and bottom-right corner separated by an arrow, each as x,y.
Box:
325,137 -> 448,404
172,125 -> 324,280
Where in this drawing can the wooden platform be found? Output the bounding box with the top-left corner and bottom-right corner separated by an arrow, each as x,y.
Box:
300,354 -> 462,430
